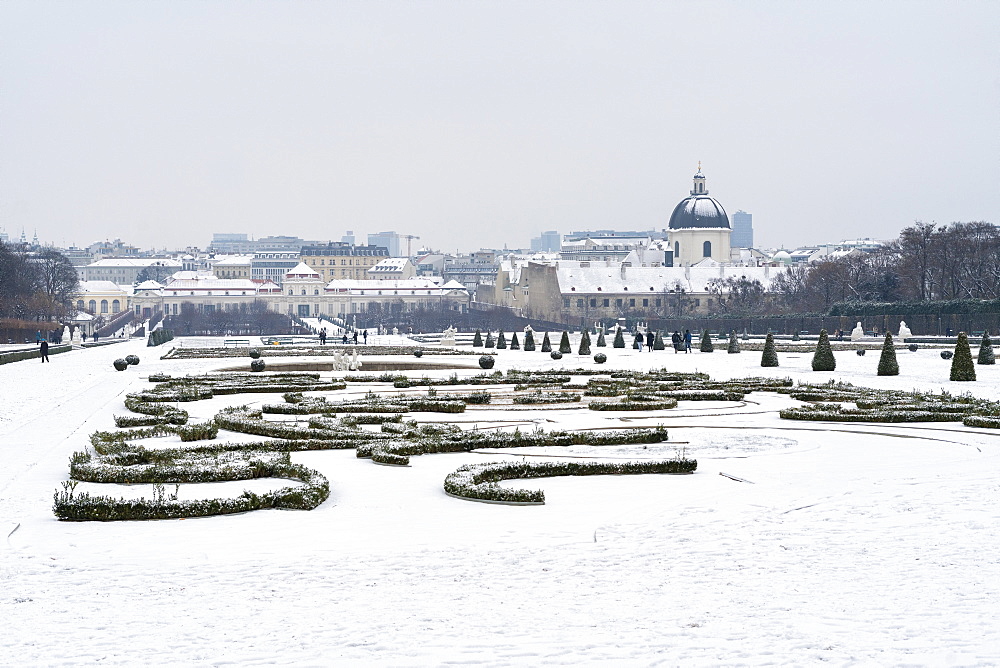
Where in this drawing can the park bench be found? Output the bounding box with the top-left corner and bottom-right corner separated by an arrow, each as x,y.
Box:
223,339 -> 251,348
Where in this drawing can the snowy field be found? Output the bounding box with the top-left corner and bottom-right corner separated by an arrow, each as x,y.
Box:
3,335 -> 1000,665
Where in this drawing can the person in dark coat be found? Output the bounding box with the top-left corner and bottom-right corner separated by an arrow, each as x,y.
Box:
40,339 -> 49,363
671,331 -> 682,353
646,330 -> 654,351
684,329 -> 693,353
319,329 -> 327,345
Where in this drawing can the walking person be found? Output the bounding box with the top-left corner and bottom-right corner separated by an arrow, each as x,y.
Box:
363,330 -> 368,344
671,331 -> 682,353
684,329 -> 693,353
646,329 -> 655,351
352,331 -> 358,345
40,339 -> 49,362
319,329 -> 327,345
634,331 -> 644,351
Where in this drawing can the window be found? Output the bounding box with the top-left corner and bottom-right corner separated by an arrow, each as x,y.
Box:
703,241 -> 712,257
563,298 -> 570,308
100,300 -> 109,313
288,289 -> 293,295
577,299 -> 584,308
77,300 -> 84,310
674,241 -> 679,257
616,299 -> 623,307
629,299 -> 635,307
603,299 -> 609,307
642,299 -> 648,307
112,300 -> 120,313
314,289 -> 319,295
655,299 -> 661,307
694,298 -> 701,307
590,298 -> 597,307
88,300 -> 97,312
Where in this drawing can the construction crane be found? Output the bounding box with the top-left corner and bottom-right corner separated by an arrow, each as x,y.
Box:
402,234 -> 420,257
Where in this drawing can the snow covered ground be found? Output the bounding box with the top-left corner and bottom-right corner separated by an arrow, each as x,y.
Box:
3,336 -> 1000,665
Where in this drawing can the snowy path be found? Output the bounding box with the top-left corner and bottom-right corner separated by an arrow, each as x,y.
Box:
3,340 -> 1000,664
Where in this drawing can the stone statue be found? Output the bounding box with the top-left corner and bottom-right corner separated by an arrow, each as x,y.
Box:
850,322 -> 864,341
441,325 -> 457,347
393,327 -> 399,336
898,321 -> 912,340
348,348 -> 362,371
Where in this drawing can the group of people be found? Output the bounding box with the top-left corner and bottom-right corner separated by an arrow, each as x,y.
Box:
317,327 -> 369,346
631,329 -> 693,353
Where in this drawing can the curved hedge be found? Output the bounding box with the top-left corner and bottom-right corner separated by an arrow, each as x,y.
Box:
444,458 -> 697,504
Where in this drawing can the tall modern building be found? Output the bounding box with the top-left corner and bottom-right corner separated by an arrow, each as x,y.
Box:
731,210 -> 754,248
367,231 -> 403,257
530,230 -> 562,252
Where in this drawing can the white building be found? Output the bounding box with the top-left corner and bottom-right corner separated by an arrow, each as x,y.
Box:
667,167 -> 732,265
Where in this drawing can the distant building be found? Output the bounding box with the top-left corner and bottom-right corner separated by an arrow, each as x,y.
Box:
368,258 -> 416,280
250,252 -> 301,285
367,231 -> 403,257
731,210 -> 753,248
300,242 -> 390,282
443,250 -> 499,293
341,230 -> 356,245
212,255 -> 254,280
530,230 -> 562,252
667,167 -> 732,265
80,258 -> 182,285
209,233 -> 254,254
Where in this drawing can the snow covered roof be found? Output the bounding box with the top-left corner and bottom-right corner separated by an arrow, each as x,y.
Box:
212,255 -> 254,266
668,196 -> 730,230
77,280 -> 128,293
324,277 -> 468,295
85,258 -> 182,268
163,278 -> 261,293
556,263 -> 776,295
134,280 -> 164,291
284,263 -> 322,280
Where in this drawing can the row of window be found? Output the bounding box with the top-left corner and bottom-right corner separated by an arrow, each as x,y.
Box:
562,297 -> 710,309
77,299 -> 121,314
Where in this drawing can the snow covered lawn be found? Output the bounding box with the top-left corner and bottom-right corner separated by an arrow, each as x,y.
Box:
3,337 -> 1000,664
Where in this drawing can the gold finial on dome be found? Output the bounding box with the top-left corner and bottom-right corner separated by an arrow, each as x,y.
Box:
698,160 -> 701,173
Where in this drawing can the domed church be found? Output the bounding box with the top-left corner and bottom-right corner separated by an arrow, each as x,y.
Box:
667,164 -> 732,265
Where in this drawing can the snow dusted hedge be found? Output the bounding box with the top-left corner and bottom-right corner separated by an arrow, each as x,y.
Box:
779,406 -> 966,423
588,398 -> 679,411
54,459 -> 328,521
513,391 -> 582,404
443,458 -> 698,505
961,415 -> 1000,429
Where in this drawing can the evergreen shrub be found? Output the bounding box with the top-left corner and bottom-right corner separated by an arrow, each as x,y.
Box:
125,355 -> 140,365
249,349 -> 261,359
653,332 -> 665,350
760,333 -> 778,367
414,350 -> 423,357
977,332 -> 995,365
578,330 -> 591,355
496,332 -> 507,349
594,353 -> 607,364
908,344 -> 918,352
613,328 -> 625,348
941,350 -> 953,360
510,333 -> 520,350
113,359 -> 128,371
811,329 -> 836,371
950,332 -> 976,381
472,330 -> 483,347
523,329 -> 535,351
596,330 -> 607,347
479,355 -> 495,369
484,332 -> 495,348
877,333 -> 899,376
857,349 -> 867,356
250,359 -> 266,372
700,330 -> 714,352
551,351 -> 563,360
541,332 -> 552,352
559,331 -> 571,354
727,331 -> 741,354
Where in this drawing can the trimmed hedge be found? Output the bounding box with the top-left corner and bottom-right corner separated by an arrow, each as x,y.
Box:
951,332 -> 976,381
811,329 -> 836,371
761,333 -> 778,367
700,330 -> 714,352
147,329 -> 174,347
877,333 -> 899,376
978,332 -> 995,365
444,458 -> 697,504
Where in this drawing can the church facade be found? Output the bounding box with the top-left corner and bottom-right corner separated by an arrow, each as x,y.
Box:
667,167 -> 732,265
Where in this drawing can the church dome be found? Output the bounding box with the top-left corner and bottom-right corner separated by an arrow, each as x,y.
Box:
668,167 -> 730,230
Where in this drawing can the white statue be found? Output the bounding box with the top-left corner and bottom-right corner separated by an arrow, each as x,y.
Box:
850,322 -> 864,341
524,325 -> 533,334
392,327 -> 399,336
349,348 -> 362,371
441,325 -> 457,347
61,325 -> 70,344
332,350 -> 343,371
898,321 -> 912,340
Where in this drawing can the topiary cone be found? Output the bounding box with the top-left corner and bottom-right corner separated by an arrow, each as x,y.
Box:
877,333 -> 899,376
559,331 -> 572,353
811,329 -> 836,371
540,332 -> 552,352
510,332 -> 520,350
496,332 -> 507,349
578,330 -> 591,355
596,330 -> 607,347
977,332 -> 995,365
484,331 -> 495,348
760,333 -> 778,367
612,328 -> 625,348
951,332 -> 976,381
727,330 -> 741,354
653,331 -> 665,350
472,330 -> 483,347
523,329 -> 535,351
700,330 -> 714,353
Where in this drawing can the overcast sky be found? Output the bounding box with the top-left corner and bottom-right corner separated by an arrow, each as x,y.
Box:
2,1 -> 997,253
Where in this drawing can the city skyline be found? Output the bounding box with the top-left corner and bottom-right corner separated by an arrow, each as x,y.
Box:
2,1 -> 997,253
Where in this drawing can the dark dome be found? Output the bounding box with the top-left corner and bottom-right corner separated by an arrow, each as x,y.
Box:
668,195 -> 730,230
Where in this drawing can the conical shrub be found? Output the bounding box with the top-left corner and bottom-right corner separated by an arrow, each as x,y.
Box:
877,333 -> 899,376
596,330 -> 607,347
523,329 -> 535,351
484,331 -> 495,348
978,332 -> 995,365
578,330 -> 591,355
951,332 -> 976,381
540,332 -> 552,353
612,328 -> 625,348
510,332 -> 520,350
700,330 -> 714,352
559,331 -> 572,353
472,330 -> 483,347
727,330 -> 741,354
653,331 -> 665,350
811,329 -> 836,371
496,332 -> 507,349
760,333 -> 778,367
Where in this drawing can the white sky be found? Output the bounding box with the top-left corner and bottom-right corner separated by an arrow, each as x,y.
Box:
1,1 -> 997,252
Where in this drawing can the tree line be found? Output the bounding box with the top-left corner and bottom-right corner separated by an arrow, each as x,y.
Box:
705,221 -> 999,317
0,241 -> 79,326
